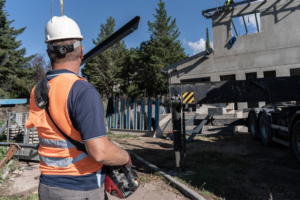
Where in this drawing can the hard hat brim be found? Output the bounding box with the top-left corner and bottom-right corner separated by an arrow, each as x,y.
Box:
45,36 -> 83,43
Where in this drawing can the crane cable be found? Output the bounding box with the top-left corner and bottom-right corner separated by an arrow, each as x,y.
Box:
60,0 -> 64,16
51,0 -> 53,21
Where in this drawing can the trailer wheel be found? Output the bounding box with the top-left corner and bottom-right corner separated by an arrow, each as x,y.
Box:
249,113 -> 259,140
259,112 -> 273,146
292,121 -> 300,163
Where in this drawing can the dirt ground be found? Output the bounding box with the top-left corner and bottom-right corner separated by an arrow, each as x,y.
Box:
114,133 -> 300,200
0,159 -> 188,200
1,132 -> 300,200
0,162 -> 40,199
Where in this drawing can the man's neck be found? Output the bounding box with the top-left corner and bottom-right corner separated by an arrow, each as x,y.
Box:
52,62 -> 80,75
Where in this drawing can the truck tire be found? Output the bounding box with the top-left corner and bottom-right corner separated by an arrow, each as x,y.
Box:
248,113 -> 259,140
259,112 -> 273,146
292,121 -> 300,163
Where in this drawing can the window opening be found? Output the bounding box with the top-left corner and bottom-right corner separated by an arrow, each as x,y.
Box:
220,74 -> 236,81
290,68 -> 300,77
231,13 -> 261,36
264,70 -> 276,78
246,72 -> 257,80
181,77 -> 211,83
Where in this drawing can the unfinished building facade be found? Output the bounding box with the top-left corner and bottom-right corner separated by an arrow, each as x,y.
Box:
164,0 -> 300,113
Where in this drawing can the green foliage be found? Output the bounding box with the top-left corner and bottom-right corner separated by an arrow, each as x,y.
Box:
127,83 -> 142,100
0,195 -> 22,200
82,1 -> 188,97
8,158 -> 18,171
0,120 -> 3,129
206,27 -> 211,50
120,48 -> 140,95
0,88 -> 10,99
0,146 -> 5,161
26,194 -> 38,200
138,175 -> 148,182
82,16 -> 127,96
134,0 -> 188,96
0,0 -> 36,98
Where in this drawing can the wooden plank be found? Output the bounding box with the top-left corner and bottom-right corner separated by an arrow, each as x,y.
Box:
0,144 -> 20,169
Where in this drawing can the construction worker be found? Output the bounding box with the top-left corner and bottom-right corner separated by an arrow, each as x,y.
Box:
224,0 -> 235,10
25,16 -> 131,200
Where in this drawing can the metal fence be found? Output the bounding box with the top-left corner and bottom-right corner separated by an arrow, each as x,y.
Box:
107,97 -> 169,131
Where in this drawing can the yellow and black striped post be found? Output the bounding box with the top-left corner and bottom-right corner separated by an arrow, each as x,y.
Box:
182,92 -> 194,104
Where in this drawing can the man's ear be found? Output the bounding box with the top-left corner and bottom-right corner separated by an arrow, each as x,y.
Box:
80,46 -> 84,60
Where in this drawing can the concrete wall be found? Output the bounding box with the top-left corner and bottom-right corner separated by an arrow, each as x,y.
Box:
170,0 -> 300,111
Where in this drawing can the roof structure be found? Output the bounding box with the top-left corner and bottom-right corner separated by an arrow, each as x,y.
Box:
161,48 -> 213,73
202,0 -> 267,18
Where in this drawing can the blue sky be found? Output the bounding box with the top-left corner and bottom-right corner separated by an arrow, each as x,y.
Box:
5,0 -> 260,71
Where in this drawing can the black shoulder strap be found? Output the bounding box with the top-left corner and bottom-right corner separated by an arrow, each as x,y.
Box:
35,77 -> 87,154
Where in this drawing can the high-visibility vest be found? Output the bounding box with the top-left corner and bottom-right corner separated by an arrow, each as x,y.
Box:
225,0 -> 230,10
26,74 -> 103,176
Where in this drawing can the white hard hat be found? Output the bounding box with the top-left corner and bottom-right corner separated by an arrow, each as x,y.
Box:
45,16 -> 83,43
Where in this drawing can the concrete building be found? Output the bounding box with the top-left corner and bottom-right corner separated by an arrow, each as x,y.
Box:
163,0 -> 300,113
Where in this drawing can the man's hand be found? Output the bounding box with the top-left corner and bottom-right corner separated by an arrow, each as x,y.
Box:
84,136 -> 130,166
124,157 -> 132,170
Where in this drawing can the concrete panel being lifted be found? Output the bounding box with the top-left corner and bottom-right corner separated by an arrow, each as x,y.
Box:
167,0 -> 300,111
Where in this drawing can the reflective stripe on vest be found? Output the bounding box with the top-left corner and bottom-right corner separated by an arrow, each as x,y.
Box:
26,74 -> 103,176
39,137 -> 76,149
39,137 -> 87,167
40,152 -> 89,167
225,0 -> 230,10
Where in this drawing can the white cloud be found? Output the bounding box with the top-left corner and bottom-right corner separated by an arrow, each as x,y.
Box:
188,38 -> 213,55
183,38 -> 187,45
238,13 -> 261,31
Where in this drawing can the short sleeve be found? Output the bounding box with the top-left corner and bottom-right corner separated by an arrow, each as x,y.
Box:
67,80 -> 107,141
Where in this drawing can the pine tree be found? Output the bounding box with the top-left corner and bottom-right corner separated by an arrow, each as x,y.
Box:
0,0 -> 36,98
82,16 -> 126,96
138,0 -> 188,96
206,27 -> 211,50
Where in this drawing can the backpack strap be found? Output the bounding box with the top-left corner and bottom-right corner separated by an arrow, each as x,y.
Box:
34,77 -> 87,154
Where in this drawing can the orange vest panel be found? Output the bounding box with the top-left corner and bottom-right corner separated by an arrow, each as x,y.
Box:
26,74 -> 103,176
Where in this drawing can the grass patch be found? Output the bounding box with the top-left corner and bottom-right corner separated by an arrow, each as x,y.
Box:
138,175 -> 148,182
8,158 -> 19,172
155,172 -> 171,185
0,196 -> 21,200
0,146 -> 5,161
0,121 -> 4,129
179,151 -> 250,198
26,194 -> 38,200
0,193 -> 38,200
107,130 -> 138,139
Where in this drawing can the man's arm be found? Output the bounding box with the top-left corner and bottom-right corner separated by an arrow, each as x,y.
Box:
68,81 -> 130,166
84,137 -> 130,166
